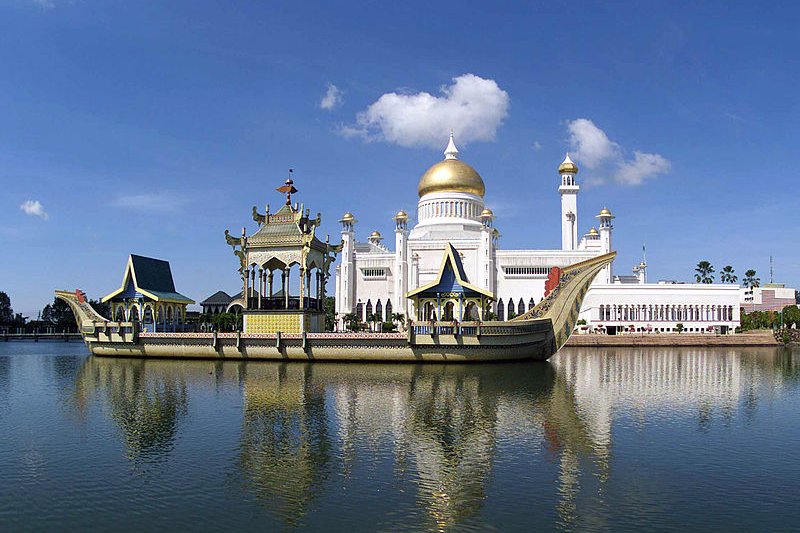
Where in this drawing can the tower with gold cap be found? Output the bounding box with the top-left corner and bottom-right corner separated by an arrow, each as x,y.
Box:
559,153 -> 580,250
596,207 -> 615,283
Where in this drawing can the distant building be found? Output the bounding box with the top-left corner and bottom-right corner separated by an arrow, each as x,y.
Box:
740,284 -> 797,312
200,291 -> 234,314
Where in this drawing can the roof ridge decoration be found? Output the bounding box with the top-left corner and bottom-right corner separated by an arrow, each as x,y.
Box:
406,242 -> 494,299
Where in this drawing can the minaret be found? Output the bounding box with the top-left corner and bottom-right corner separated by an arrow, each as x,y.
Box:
478,208 -> 497,294
393,210 -> 410,320
559,153 -> 580,250
596,207 -> 615,283
336,212 -> 356,326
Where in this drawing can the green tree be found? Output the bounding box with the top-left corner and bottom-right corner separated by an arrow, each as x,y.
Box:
343,312 -> 360,332
42,297 -> 77,330
694,261 -> 715,283
675,322 -> 685,333
0,292 -> 13,325
324,296 -> 336,331
483,311 -> 497,321
720,265 -> 737,284
89,298 -> 111,319
391,312 -> 406,326
743,269 -> 760,289
781,305 -> 800,328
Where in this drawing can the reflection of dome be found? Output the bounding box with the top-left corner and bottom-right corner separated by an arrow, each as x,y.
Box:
417,133 -> 486,198
558,153 -> 578,174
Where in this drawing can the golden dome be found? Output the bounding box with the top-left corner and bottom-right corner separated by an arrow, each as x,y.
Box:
394,210 -> 408,220
369,230 -> 382,239
587,227 -> 599,236
480,208 -> 494,217
418,159 -> 485,197
340,212 -> 355,222
598,207 -> 613,217
558,153 -> 579,174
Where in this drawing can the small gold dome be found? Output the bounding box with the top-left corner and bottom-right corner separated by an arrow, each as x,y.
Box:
394,210 -> 408,220
340,212 -> 355,222
480,208 -> 494,218
598,207 -> 613,217
417,159 -> 485,197
369,230 -> 382,239
587,227 -> 599,236
558,153 -> 579,174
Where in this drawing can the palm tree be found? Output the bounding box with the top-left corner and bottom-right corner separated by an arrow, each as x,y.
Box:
343,312 -> 359,331
391,313 -> 406,328
720,265 -> 737,284
694,261 -> 715,284
743,269 -> 760,289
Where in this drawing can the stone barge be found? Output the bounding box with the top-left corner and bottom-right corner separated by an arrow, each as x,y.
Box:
55,253 -> 615,363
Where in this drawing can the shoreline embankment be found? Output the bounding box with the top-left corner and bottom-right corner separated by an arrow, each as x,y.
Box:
565,331 -> 780,347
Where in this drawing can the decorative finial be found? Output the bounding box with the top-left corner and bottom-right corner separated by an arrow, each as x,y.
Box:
276,168 -> 298,205
444,130 -> 459,160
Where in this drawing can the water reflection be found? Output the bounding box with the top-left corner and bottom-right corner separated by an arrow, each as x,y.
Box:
71,347 -> 800,530
75,358 -> 188,469
238,363 -> 331,526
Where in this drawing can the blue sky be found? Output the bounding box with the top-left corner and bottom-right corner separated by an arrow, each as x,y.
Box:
2,1 -> 798,316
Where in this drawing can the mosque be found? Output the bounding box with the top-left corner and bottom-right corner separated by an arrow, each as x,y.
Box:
334,133 -> 741,333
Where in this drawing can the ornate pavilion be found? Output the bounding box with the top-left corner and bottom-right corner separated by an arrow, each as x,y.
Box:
101,254 -> 194,332
224,176 -> 342,334
406,243 -> 494,322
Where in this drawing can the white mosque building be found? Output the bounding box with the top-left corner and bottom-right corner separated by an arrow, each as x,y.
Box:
334,134 -> 740,333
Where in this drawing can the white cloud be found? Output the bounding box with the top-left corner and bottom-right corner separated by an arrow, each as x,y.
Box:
567,118 -> 619,169
320,83 -> 343,110
615,151 -> 671,185
532,141 -> 542,151
566,118 -> 670,186
342,73 -> 509,148
20,200 -> 48,220
112,193 -> 188,212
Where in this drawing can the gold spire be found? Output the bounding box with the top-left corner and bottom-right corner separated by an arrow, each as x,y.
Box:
558,153 -> 579,174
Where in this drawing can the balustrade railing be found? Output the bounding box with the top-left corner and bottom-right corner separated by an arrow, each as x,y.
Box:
247,297 -> 323,312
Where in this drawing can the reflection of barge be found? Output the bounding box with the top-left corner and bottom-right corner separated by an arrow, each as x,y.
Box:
56,251 -> 614,362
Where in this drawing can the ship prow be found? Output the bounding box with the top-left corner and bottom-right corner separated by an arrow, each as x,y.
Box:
56,252 -> 615,363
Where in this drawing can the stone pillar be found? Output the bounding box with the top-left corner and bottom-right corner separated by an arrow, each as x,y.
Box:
257,267 -> 263,309
268,272 -> 274,299
284,268 -> 290,309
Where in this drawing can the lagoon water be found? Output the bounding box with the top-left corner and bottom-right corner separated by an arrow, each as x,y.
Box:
1,343 -> 799,532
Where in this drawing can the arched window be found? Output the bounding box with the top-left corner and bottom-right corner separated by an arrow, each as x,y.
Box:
497,299 -> 505,321
356,302 -> 364,322
375,300 -> 383,322
443,301 -> 455,321
528,298 -> 535,311
365,299 -> 373,321
518,298 -> 525,316
385,300 -> 393,320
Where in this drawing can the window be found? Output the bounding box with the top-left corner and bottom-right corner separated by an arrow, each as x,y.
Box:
503,266 -> 552,277
362,268 -> 387,279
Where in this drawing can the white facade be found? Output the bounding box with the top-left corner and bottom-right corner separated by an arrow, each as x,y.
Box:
579,280 -> 741,334
334,134 -> 741,332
